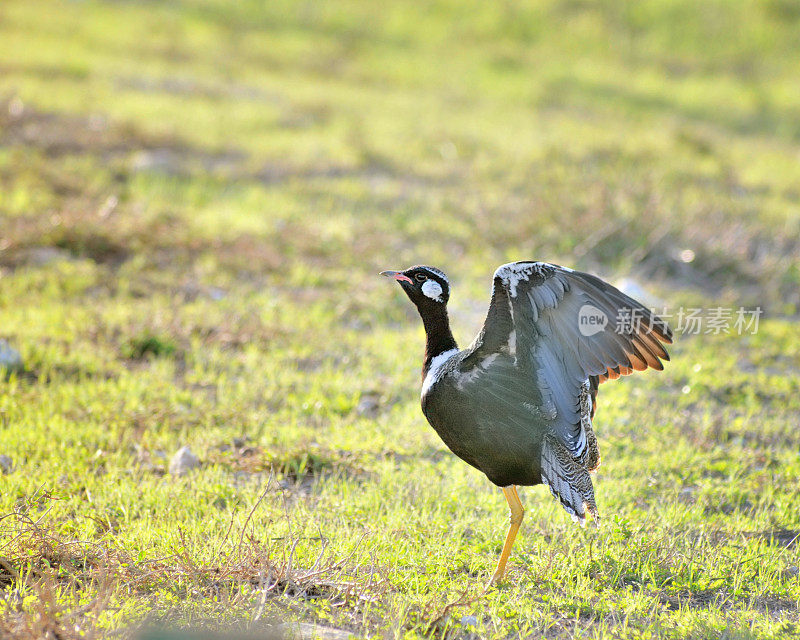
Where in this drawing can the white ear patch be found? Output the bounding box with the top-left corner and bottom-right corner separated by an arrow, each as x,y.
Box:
421,279 -> 443,301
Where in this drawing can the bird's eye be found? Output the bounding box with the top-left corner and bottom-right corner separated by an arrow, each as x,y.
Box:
415,273 -> 427,282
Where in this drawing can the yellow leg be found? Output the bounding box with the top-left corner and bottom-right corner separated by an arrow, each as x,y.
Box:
487,485 -> 524,587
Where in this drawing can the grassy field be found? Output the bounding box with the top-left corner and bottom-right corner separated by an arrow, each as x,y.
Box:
1,0 -> 800,637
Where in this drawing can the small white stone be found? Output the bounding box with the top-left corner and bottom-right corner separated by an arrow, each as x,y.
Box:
0,340 -> 23,372
8,97 -> 24,117
276,622 -> 353,640
356,394 -> 380,416
460,615 -> 478,627
131,149 -> 177,173
209,287 -> 227,301
0,455 -> 13,474
169,446 -> 199,476
26,247 -> 72,266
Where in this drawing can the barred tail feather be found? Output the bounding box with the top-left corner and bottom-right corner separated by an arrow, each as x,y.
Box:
577,378 -> 601,472
580,423 -> 601,472
541,434 -> 599,525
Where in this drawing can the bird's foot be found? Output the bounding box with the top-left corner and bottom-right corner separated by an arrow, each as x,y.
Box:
485,568 -> 506,590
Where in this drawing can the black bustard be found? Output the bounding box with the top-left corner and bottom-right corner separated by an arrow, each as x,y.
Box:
381,262 -> 672,586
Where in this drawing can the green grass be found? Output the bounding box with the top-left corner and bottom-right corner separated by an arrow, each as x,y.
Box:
1,0 -> 799,637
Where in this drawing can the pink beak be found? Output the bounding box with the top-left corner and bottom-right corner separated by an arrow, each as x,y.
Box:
380,270 -> 413,283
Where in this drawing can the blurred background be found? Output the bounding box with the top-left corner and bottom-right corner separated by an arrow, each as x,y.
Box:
2,1 -> 800,637
2,0 -> 799,313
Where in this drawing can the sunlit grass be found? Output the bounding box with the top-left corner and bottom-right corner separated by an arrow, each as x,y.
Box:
1,0 -> 799,638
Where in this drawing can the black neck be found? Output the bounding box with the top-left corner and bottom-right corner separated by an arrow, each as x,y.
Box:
420,305 -> 458,375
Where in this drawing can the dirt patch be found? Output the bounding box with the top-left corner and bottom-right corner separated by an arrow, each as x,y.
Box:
44,224 -> 130,265
122,331 -> 178,360
0,96 -> 246,172
750,529 -> 800,549
0,206 -> 146,270
659,588 -> 722,611
655,587 -> 799,616
207,444 -> 367,483
0,200 -> 285,279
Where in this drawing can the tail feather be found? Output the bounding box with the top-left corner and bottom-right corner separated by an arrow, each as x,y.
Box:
577,378 -> 601,472
541,434 -> 599,524
579,423 -> 601,472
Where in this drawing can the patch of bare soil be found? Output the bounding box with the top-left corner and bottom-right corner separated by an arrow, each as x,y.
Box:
750,529 -> 799,549
0,95 -> 245,172
0,200 -> 289,279
205,443 -> 367,485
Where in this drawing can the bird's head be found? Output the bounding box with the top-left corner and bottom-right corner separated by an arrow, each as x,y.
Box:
381,265 -> 450,309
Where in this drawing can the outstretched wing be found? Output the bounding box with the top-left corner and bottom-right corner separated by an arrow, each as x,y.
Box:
461,261 -> 672,458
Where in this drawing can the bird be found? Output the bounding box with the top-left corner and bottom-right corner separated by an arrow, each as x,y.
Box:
380,261 -> 672,586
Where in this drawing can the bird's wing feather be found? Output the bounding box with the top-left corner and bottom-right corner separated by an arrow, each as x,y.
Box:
461,261 -> 672,458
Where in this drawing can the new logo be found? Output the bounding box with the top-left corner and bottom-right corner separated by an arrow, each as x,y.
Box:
578,304 -> 608,337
